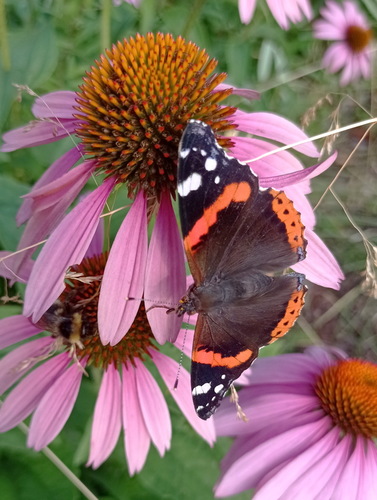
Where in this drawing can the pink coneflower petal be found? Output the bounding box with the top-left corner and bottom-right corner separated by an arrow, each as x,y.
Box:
231,136 -> 308,187
31,91 -> 77,119
0,315 -> 40,350
238,0 -> 257,24
0,352 -> 70,432
253,426 -> 342,498
0,337 -> 53,394
215,418 -> 330,497
232,109 -> 319,157
152,350 -> 216,444
292,227 -> 344,289
85,216 -> 104,258
0,251 -> 33,283
216,82 -> 260,100
87,365 -> 122,469
145,192 -> 186,344
17,147 -> 83,225
0,120 -> 77,152
23,177 -> 116,322
134,357 -> 171,456
11,162 -> 97,282
362,440 -> 377,498
98,191 -> 148,346
21,160 -> 96,213
259,153 -> 338,189
122,363 -> 151,476
215,392 -> 318,437
27,361 -> 85,450
321,436 -> 363,499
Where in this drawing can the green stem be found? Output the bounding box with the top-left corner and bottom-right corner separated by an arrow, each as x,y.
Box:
100,0 -> 112,52
181,0 -> 206,39
17,421 -> 99,500
0,0 -> 11,70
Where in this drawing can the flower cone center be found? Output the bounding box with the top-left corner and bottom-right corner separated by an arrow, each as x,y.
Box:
315,359 -> 377,438
75,32 -> 236,199
38,253 -> 157,370
346,25 -> 373,52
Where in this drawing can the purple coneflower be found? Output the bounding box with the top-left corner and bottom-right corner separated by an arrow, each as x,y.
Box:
0,250 -> 214,474
215,346 -> 377,499
238,0 -> 313,29
313,1 -> 373,85
1,33 -> 343,348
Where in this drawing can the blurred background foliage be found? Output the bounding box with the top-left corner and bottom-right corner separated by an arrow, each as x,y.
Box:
0,0 -> 376,498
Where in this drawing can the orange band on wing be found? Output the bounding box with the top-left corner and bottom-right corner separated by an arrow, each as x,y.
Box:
185,182 -> 251,251
193,347 -> 253,368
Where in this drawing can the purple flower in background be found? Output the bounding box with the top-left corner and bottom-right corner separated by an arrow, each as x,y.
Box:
313,1 -> 373,85
1,33 -> 343,348
0,250 -> 214,475
215,347 -> 377,499
238,0 -> 313,29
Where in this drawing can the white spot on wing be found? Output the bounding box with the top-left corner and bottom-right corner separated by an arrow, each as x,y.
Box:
221,374 -> 226,380
177,173 -> 202,197
214,384 -> 224,394
192,382 -> 211,396
179,148 -> 190,159
200,149 -> 207,156
205,157 -> 217,171
214,176 -> 220,184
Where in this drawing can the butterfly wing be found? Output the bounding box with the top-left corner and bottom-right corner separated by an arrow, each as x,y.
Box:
177,120 -> 306,283
191,272 -> 306,419
177,120 -> 307,419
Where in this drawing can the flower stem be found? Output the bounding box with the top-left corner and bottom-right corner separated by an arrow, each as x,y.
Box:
100,0 -> 112,52
181,0 -> 207,38
0,0 -> 11,70
17,421 -> 99,500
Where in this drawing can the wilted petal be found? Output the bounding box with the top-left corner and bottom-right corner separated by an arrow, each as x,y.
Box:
232,109 -> 318,157
122,363 -> 150,475
145,192 -> 186,344
293,228 -> 344,289
98,191 -> 148,346
87,365 -> 122,469
32,91 -> 77,119
0,352 -> 70,432
231,136 -> 310,194
152,350 -> 216,444
134,358 -> 171,456
28,361 -> 85,450
259,153 -> 338,189
17,147 -> 82,225
24,177 -> 116,322
0,337 -> 53,394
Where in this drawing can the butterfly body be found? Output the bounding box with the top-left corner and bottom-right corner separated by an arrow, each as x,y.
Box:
177,120 -> 307,420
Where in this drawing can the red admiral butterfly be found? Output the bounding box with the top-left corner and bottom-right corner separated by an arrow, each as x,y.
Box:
176,120 -> 307,420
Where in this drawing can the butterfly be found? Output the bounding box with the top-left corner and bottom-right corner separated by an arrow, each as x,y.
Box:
175,120 -> 307,420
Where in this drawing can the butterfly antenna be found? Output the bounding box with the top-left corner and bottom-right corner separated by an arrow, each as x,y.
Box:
230,384 -> 248,422
125,296 -> 176,314
173,327 -> 188,390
